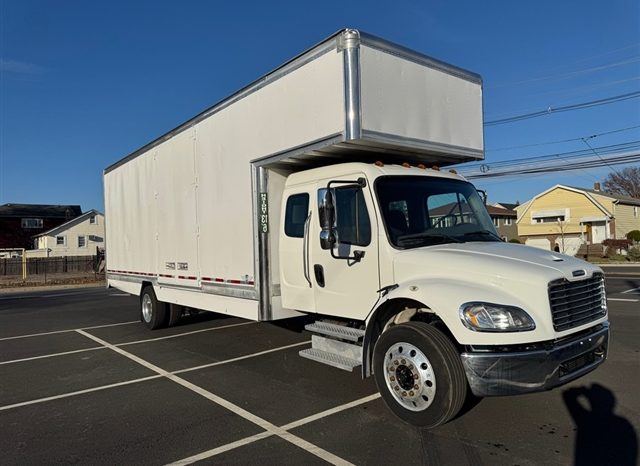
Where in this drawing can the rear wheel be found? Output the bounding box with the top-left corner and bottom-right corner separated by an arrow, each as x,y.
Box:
167,304 -> 184,327
140,286 -> 168,330
373,321 -> 467,428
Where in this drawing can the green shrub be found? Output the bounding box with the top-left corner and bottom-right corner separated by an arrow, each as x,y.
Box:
628,247 -> 640,261
508,238 -> 521,244
626,230 -> 640,242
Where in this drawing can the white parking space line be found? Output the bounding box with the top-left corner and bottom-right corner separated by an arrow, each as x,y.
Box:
0,346 -> 106,365
118,321 -> 255,346
608,298 -> 639,302
280,393 -> 381,430
166,431 -> 274,465
0,341 -> 311,411
0,375 -> 163,412
76,330 -> 353,466
0,321 -> 139,341
622,286 -> 640,294
172,341 -> 310,374
0,321 -> 259,366
168,393 -> 381,465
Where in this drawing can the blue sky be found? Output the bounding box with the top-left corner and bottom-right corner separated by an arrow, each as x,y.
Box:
1,0 -> 639,211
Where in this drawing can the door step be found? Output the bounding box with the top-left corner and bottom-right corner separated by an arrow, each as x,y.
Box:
299,322 -> 364,372
304,321 -> 365,342
299,348 -> 360,372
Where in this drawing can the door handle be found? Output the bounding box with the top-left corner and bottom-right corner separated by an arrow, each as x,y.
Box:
302,212 -> 312,288
314,264 -> 325,288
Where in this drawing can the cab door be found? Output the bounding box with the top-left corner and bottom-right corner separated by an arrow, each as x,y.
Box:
310,176 -> 381,320
279,189 -> 315,312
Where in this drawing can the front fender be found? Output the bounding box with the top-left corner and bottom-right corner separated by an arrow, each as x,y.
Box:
369,278 -> 555,347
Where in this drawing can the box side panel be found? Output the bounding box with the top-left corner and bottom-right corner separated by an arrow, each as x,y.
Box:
104,154 -> 157,278
359,45 -> 484,157
194,49 -> 345,283
155,130 -> 200,286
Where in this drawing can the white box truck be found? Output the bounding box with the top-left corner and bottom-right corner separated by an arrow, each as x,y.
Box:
104,29 -> 609,427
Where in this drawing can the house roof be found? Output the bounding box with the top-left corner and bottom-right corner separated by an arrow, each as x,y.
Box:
0,203 -> 82,218
495,202 -> 520,211
33,210 -> 103,237
516,184 -> 613,223
486,205 -> 517,217
566,186 -> 640,206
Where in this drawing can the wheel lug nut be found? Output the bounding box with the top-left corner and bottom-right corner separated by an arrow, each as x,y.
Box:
408,364 -> 414,370
395,386 -> 400,391
409,391 -> 414,396
394,360 -> 399,366
390,376 -> 396,381
389,366 -> 395,372
414,384 -> 419,390
402,391 -> 407,396
401,359 -> 406,365
413,374 -> 419,380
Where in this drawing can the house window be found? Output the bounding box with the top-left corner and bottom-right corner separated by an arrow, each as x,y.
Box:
493,217 -> 499,227
21,218 -> 43,229
89,215 -> 97,224
56,236 -> 66,246
78,236 -> 86,248
535,215 -> 565,224
505,218 -> 512,226
635,207 -> 638,218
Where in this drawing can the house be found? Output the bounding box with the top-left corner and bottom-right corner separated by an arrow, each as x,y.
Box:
31,210 -> 105,257
516,183 -> 640,255
487,204 -> 518,241
0,204 -> 82,249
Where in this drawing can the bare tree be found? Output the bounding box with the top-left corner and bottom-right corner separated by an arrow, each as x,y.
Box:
603,167 -> 640,198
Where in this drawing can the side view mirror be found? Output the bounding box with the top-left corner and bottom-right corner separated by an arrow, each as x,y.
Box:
476,189 -> 488,205
318,189 -> 336,250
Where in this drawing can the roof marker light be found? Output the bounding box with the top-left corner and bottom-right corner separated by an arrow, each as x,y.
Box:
375,161 -> 384,167
449,169 -> 458,174
432,165 -> 440,171
417,164 -> 426,169
402,162 -> 411,168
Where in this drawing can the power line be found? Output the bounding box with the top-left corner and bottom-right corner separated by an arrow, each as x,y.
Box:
484,91 -> 640,126
486,124 -> 640,152
487,57 -> 640,89
464,140 -> 640,170
465,152 -> 640,179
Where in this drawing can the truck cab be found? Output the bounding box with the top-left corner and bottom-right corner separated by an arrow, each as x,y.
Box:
282,162 -> 609,427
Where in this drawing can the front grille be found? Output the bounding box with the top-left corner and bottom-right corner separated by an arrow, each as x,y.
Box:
548,273 -> 606,332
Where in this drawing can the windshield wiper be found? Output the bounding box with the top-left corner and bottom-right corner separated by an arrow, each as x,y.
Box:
462,230 -> 503,242
397,232 -> 463,247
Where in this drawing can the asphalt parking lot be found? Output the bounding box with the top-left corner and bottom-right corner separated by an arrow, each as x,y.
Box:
1,268 -> 638,466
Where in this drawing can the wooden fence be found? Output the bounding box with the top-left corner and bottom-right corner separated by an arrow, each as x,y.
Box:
0,255 -> 100,277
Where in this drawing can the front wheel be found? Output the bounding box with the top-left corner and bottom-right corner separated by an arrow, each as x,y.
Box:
140,285 -> 168,330
373,321 -> 467,428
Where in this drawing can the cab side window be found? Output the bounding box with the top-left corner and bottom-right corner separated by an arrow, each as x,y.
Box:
318,187 -> 371,246
284,193 -> 309,238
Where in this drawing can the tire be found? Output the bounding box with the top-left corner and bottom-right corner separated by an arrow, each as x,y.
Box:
373,321 -> 467,428
140,286 -> 168,330
167,304 -> 184,327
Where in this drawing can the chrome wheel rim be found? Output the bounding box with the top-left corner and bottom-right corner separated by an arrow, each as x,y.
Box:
384,342 -> 436,412
142,294 -> 153,323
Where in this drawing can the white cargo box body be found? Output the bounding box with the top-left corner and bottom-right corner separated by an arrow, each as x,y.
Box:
104,29 -> 484,321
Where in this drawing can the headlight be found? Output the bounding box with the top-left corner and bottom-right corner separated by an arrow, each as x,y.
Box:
459,302 -> 536,332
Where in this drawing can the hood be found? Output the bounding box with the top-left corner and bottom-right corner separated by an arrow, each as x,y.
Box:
393,242 -> 602,287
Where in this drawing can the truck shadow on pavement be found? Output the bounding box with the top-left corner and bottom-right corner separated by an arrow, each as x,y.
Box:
563,383 -> 637,466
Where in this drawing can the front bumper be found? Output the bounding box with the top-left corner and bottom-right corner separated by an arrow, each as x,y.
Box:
461,323 -> 609,397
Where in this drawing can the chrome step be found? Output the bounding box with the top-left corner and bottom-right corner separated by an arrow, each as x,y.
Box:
299,348 -> 361,372
304,322 -> 365,342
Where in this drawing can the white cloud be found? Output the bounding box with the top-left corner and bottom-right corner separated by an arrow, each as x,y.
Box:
0,58 -> 46,74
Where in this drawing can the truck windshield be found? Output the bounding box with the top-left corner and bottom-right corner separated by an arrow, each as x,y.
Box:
376,176 -> 501,248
